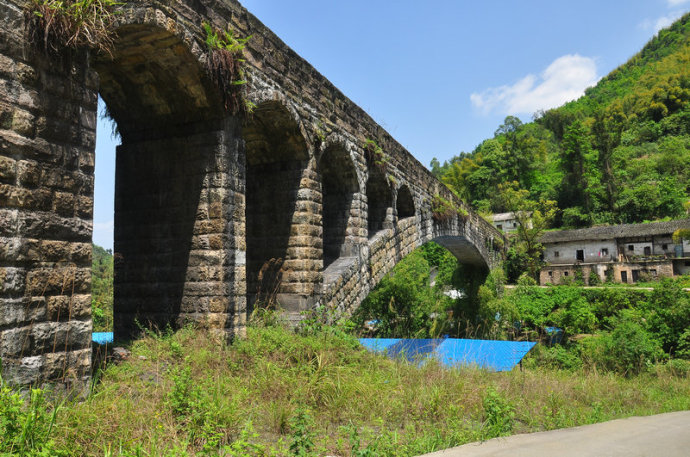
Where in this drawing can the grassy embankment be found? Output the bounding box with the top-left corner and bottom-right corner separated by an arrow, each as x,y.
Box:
3,317 -> 690,457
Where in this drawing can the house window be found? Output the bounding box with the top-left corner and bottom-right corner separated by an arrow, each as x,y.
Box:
601,248 -> 609,256
513,222 -> 517,228
644,246 -> 651,256
497,224 -> 502,230
650,269 -> 657,276
576,250 -> 584,262
628,245 -> 634,251
621,271 -> 628,283
564,271 -> 569,276
554,251 -> 560,258
548,271 -> 553,277
662,244 -> 668,250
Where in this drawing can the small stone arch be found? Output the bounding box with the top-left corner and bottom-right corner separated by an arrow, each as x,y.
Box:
318,143 -> 358,268
366,169 -> 393,237
396,184 -> 415,219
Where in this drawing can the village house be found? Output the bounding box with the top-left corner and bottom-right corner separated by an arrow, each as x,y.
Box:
539,219 -> 690,285
491,212 -> 531,233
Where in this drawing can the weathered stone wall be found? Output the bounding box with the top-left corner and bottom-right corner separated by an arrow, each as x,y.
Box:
0,0 -> 504,385
0,0 -> 96,384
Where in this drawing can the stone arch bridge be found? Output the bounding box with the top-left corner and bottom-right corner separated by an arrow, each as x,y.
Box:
0,0 -> 504,384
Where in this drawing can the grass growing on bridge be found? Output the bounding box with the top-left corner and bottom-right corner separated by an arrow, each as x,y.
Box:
8,319 -> 686,456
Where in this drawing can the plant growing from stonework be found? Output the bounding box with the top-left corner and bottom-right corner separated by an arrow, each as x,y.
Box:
363,138 -> 388,172
203,22 -> 252,116
313,120 -> 328,147
431,194 -> 468,222
26,0 -> 120,55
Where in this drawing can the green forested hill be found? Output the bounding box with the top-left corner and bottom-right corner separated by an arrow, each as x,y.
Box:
433,12 -> 690,228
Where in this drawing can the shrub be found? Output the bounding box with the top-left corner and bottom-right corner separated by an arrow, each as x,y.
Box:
644,279 -> 690,353
580,310 -> 665,376
676,328 -> 690,360
588,270 -> 601,286
525,344 -> 583,371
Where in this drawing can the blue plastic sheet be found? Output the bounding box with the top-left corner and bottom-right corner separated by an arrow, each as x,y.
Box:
92,332 -> 114,345
359,338 -> 536,372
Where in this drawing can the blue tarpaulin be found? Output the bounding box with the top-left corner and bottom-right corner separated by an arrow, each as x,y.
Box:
359,338 -> 536,372
92,332 -> 114,345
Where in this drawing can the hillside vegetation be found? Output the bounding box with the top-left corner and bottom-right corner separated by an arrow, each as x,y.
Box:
432,13 -> 690,228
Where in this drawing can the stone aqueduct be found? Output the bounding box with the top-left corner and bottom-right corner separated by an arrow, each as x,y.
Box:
0,0 -> 503,384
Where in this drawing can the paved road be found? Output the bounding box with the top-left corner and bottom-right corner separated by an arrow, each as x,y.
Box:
504,285 -> 690,292
419,411 -> 690,457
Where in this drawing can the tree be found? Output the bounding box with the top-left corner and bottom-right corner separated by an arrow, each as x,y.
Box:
559,121 -> 593,218
497,182 -> 557,281
592,106 -> 626,212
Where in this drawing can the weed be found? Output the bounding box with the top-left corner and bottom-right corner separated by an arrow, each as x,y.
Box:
26,0 -> 120,55
288,407 -> 316,456
202,22 -> 251,116
346,424 -> 379,457
364,139 -> 388,172
0,378 -> 67,456
33,325 -> 690,456
431,194 -> 468,222
481,386 -> 515,439
221,421 -> 270,457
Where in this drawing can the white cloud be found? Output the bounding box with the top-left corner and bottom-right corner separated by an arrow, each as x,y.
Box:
640,10 -> 685,33
92,220 -> 114,250
640,1 -> 689,34
470,54 -> 599,116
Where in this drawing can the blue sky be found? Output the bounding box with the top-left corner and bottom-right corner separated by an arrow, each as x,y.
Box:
92,0 -> 690,249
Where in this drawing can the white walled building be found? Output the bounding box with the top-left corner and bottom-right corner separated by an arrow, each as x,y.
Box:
491,212 -> 531,233
539,219 -> 690,284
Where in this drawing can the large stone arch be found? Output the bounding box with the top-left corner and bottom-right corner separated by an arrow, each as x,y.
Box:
101,24 -> 239,340
0,1 -> 246,384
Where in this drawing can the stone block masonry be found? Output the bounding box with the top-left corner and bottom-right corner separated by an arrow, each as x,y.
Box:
0,0 -> 504,385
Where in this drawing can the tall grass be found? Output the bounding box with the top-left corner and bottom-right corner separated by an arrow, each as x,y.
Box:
9,321 -> 689,456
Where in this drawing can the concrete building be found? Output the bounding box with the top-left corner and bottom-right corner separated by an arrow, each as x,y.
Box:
539,219 -> 690,285
491,212 -> 531,233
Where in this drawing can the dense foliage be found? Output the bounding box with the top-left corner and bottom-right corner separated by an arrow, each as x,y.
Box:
431,13 -> 690,228
91,244 -> 113,332
357,241 -> 690,377
352,242 -> 486,338
504,279 -> 690,375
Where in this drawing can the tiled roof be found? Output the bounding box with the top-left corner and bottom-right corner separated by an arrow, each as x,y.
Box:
540,218 -> 690,244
